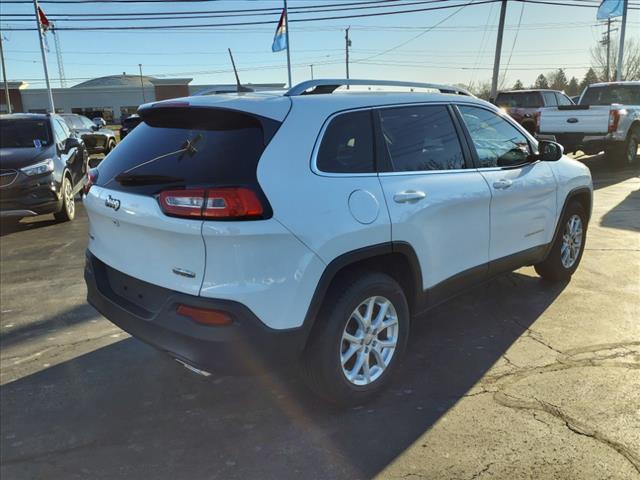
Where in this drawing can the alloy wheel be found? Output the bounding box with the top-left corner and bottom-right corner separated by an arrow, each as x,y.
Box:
560,214 -> 583,269
340,296 -> 399,386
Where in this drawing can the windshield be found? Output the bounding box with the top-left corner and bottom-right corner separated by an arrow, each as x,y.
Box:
495,92 -> 542,108
580,85 -> 640,105
0,118 -> 52,148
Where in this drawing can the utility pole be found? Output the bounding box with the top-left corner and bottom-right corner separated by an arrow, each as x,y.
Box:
616,0 -> 628,81
490,0 -> 507,102
33,0 -> 55,113
345,26 -> 351,89
138,63 -> 146,103
604,18 -> 611,81
0,33 -> 11,114
309,64 -> 314,80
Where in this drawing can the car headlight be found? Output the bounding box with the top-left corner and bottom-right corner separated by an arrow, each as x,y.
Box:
21,158 -> 54,176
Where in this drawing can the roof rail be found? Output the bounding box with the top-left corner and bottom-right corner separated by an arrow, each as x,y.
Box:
284,79 -> 474,97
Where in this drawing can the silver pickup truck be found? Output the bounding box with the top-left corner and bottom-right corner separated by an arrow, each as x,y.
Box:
538,81 -> 639,165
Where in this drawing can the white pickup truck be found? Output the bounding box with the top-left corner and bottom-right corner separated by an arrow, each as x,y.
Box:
538,81 -> 639,165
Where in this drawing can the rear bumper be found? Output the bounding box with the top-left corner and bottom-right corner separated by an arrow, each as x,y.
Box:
538,132 -> 624,154
84,252 -> 307,375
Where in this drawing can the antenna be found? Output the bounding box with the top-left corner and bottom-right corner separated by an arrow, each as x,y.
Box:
51,25 -> 66,88
227,48 -> 252,93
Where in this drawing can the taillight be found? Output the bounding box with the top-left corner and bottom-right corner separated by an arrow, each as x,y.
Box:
176,304 -> 233,326
608,109 -> 621,133
159,187 -> 264,220
84,168 -> 98,195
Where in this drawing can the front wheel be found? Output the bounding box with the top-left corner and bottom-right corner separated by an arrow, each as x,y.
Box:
301,272 -> 410,406
535,201 -> 587,281
54,175 -> 75,222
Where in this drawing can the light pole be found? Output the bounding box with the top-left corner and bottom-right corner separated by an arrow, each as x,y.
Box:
0,33 -> 11,113
310,64 -> 314,80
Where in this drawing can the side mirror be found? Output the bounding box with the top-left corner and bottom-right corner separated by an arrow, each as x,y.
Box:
65,136 -> 81,152
538,140 -> 563,162
91,124 -> 100,131
93,118 -> 106,128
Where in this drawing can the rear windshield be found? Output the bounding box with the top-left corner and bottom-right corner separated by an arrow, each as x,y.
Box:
0,118 -> 52,148
580,85 -> 640,105
495,92 -> 543,108
96,107 -> 280,200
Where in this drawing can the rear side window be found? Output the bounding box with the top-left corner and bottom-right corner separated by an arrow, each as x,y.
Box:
316,110 -> 374,173
96,107 -> 280,201
495,92 -> 543,108
378,105 -> 465,172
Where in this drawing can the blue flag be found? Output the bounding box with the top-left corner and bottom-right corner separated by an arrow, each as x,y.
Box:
272,9 -> 287,52
597,0 -> 624,20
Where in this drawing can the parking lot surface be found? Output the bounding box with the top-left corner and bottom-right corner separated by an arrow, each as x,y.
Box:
1,155 -> 638,480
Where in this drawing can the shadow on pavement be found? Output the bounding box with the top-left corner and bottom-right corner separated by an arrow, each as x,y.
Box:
600,188 -> 640,232
0,272 -> 567,480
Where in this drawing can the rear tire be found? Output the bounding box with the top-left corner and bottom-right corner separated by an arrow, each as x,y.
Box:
605,128 -> 639,166
301,271 -> 410,406
54,175 -> 75,222
535,201 -> 587,282
105,139 -> 116,155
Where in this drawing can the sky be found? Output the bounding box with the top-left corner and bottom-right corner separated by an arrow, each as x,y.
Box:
1,0 -> 639,91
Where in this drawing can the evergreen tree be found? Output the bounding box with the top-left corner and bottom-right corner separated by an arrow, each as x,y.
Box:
580,68 -> 600,92
549,68 -> 568,91
533,74 -> 549,89
512,79 -> 524,90
567,77 -> 580,96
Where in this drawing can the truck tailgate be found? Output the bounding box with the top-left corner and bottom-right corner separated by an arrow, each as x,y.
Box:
539,106 -> 609,134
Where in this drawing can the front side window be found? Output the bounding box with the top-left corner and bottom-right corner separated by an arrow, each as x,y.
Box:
458,105 -> 532,168
556,93 -> 573,106
52,119 -> 68,146
317,110 -> 374,173
378,105 -> 465,172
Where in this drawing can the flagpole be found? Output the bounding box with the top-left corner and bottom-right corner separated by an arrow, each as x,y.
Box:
283,0 -> 292,88
616,0 -> 628,81
33,0 -> 55,113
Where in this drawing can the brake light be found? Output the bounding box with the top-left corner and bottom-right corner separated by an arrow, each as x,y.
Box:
608,109 -> 621,133
177,305 -> 232,326
159,187 -> 264,219
84,169 -> 98,195
534,111 -> 542,133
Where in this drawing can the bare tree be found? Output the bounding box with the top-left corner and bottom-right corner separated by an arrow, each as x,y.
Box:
591,37 -> 640,81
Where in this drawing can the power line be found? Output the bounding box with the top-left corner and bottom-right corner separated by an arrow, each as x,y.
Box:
0,0 -> 502,31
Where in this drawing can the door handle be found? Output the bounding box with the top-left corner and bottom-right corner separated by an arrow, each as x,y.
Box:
493,179 -> 513,190
393,190 -> 426,203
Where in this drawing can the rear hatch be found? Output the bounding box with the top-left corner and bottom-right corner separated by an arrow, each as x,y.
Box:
539,105 -> 610,134
85,103 -> 282,296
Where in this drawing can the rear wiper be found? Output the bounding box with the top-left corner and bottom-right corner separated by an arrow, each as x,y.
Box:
114,173 -> 183,186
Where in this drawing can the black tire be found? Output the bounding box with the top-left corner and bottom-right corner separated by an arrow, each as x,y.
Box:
54,174 -> 75,222
300,271 -> 410,406
621,127 -> 639,166
106,139 -> 116,155
535,201 -> 587,282
605,128 -> 639,166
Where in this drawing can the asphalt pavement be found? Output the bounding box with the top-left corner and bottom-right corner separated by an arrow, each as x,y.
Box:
0,154 -> 638,480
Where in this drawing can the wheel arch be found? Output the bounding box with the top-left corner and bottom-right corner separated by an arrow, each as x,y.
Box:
300,242 -> 423,349
544,186 -> 592,260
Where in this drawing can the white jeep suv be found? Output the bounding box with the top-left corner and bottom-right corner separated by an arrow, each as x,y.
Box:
84,79 -> 592,405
